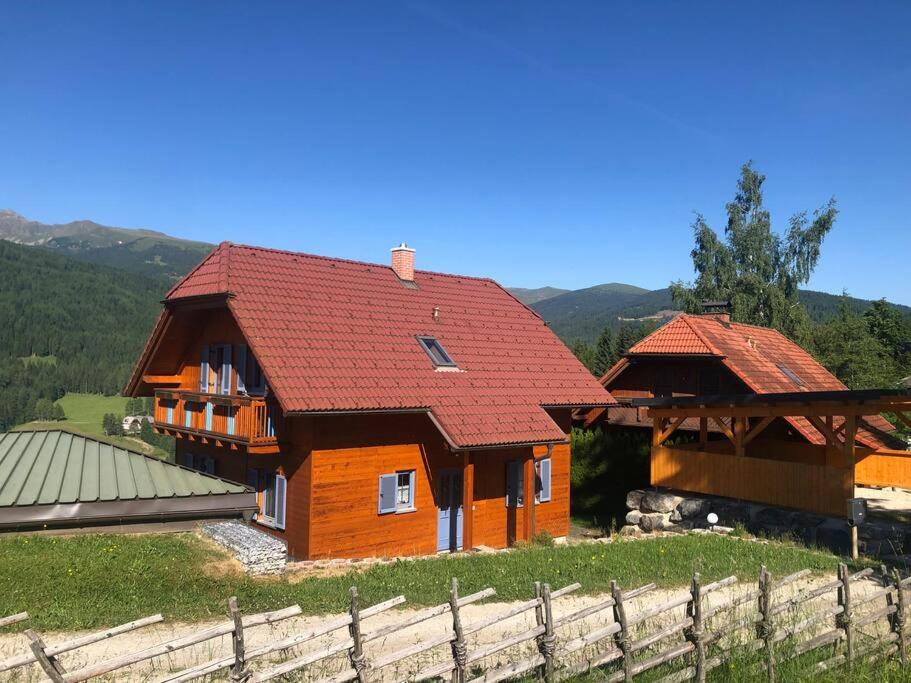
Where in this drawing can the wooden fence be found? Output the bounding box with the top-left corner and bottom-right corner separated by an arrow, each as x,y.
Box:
1,563 -> 909,682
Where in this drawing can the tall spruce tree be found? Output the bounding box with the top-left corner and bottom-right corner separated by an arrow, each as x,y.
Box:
592,326 -> 618,377
670,162 -> 838,340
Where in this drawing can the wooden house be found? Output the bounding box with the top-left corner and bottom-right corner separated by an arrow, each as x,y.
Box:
126,242 -> 614,559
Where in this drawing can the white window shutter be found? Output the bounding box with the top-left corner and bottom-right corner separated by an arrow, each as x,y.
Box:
539,458 -> 552,503
236,344 -> 247,394
199,345 -> 210,393
275,474 -> 287,530
221,345 -> 232,395
378,474 -> 397,514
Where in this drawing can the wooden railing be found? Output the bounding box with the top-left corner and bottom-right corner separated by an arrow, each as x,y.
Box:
154,390 -> 281,448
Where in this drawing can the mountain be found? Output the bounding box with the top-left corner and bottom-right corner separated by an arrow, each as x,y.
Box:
0,209 -> 213,280
507,286 -> 571,305
0,240 -> 166,429
509,283 -> 911,343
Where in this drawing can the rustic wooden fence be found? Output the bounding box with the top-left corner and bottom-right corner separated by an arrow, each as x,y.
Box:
1,563 -> 909,682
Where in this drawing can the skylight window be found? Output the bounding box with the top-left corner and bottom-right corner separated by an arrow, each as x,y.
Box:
417,336 -> 456,367
778,364 -> 805,387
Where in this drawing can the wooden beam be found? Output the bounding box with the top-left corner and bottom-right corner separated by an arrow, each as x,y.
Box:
523,455 -> 535,542
655,417 -> 686,447
463,452 -> 474,551
806,415 -> 842,447
843,414 -> 857,472
699,417 -> 708,448
734,416 -> 745,457
142,374 -> 182,385
742,416 -> 775,447
895,412 -> 911,431
710,417 -> 735,444
651,417 -> 666,448
648,400 -> 911,420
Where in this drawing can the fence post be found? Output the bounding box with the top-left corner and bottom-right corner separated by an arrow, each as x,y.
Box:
893,568 -> 907,665
24,629 -> 66,683
611,580 -> 633,682
449,577 -> 467,683
348,586 -> 369,683
757,566 -> 776,683
228,596 -> 249,682
534,581 -> 545,682
540,584 -> 557,683
686,572 -> 706,683
836,563 -> 854,670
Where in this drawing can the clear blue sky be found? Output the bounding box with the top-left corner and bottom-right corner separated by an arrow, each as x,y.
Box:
2,2 -> 909,303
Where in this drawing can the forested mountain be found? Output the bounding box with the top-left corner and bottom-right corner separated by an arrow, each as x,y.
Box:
0,241 -> 166,430
0,209 -> 212,279
507,286 -> 571,305
509,283 -> 911,343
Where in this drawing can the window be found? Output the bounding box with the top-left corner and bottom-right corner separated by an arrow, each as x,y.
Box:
506,461 -> 524,508
535,457 -> 552,503
778,364 -> 805,387
378,470 -> 415,514
182,453 -> 215,475
416,336 -> 456,367
237,344 -> 266,395
200,344 -> 233,394
247,469 -> 286,529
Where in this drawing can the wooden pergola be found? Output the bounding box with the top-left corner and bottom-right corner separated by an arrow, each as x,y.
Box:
633,389 -> 911,517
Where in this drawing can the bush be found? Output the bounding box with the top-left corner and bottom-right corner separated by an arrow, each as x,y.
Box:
102,413 -> 123,436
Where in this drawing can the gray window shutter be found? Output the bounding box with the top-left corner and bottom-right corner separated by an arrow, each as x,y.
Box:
378,473 -> 397,514
275,474 -> 287,529
409,471 -> 416,507
236,344 -> 247,394
199,345 -> 210,393
220,345 -> 232,395
539,458 -> 551,503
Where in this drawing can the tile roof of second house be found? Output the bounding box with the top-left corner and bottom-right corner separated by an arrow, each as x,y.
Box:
165,243 -> 614,448
625,314 -> 898,450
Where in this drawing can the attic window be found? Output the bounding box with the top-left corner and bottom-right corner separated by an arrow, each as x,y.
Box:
778,364 -> 805,387
417,336 -> 456,367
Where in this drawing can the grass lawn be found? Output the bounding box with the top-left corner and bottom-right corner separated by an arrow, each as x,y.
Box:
52,392 -> 129,437
0,532 -> 870,632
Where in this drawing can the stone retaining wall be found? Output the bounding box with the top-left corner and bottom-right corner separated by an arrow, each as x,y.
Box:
622,488 -> 910,560
202,521 -> 288,574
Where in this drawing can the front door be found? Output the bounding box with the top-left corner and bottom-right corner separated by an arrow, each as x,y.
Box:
437,469 -> 464,552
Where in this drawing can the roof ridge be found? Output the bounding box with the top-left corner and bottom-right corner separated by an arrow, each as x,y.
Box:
164,241 -> 232,299
680,314 -> 726,356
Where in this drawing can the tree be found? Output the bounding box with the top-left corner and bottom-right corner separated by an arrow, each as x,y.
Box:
863,299 -> 911,373
810,298 -> 898,389
33,398 -> 57,421
592,327 -> 618,377
617,322 -> 656,356
670,162 -> 838,340
570,339 -> 596,375
102,413 -> 123,437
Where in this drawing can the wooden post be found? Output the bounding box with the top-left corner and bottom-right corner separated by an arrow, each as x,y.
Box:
25,630 -> 66,683
611,580 -> 633,682
348,586 -> 369,683
850,526 -> 859,562
463,452 -> 474,551
686,573 -> 706,683
534,581 -> 545,682
757,566 -> 776,683
540,584 -> 556,683
734,416 -> 745,457
228,596 -> 248,682
449,577 -> 467,683
837,563 -> 854,670
524,454 -> 535,542
699,417 -> 708,449
893,569 -> 907,665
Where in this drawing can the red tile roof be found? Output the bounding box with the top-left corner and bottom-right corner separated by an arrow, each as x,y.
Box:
153,242 -> 614,449
624,314 -> 897,450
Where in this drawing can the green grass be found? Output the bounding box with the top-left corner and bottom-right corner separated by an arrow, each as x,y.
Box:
0,532 -> 869,632
52,392 -> 129,436
18,354 -> 57,366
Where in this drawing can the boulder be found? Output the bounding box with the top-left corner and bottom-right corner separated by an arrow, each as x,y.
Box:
625,510 -> 643,525
676,498 -> 710,520
626,489 -> 646,510
669,509 -> 682,523
619,525 -> 642,537
639,512 -> 667,533
641,491 -> 683,514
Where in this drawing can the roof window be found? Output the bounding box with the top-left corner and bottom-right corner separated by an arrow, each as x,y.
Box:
417,336 -> 456,368
778,364 -> 805,387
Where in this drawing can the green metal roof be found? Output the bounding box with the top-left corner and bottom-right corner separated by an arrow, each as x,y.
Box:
0,430 -> 256,528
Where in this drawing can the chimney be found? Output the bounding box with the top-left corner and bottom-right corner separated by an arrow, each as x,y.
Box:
391,242 -> 415,281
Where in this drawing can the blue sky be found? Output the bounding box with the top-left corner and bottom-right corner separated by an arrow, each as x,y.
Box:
1,2 -> 909,303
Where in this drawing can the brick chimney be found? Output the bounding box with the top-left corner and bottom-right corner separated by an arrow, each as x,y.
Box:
391,243 -> 415,281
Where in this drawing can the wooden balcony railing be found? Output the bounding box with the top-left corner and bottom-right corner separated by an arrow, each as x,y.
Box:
153,390 -> 281,452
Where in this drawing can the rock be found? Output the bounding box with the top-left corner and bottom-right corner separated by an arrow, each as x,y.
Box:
641,491 -> 683,514
625,510 -> 643,525
626,489 -> 646,510
203,521 -> 288,575
676,498 -> 710,520
658,517 -> 683,532
619,525 -> 642,537
754,507 -> 796,528
639,512 -> 667,533
669,509 -> 682,523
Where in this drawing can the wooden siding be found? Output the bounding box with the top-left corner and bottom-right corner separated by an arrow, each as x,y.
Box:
651,445 -> 852,517
855,448 -> 911,489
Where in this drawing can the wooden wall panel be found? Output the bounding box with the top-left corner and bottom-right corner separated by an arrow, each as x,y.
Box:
855,448 -> 911,489
651,445 -> 851,517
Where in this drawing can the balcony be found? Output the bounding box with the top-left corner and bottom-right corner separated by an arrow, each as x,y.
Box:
154,390 -> 282,454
